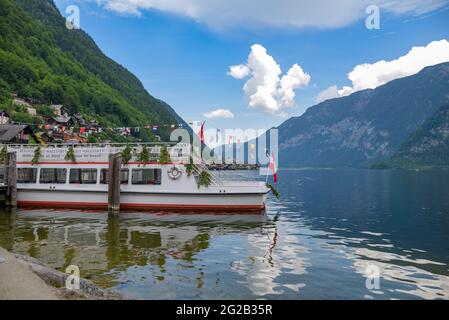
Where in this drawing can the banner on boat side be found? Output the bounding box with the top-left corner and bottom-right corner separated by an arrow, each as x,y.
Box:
10,146 -> 188,163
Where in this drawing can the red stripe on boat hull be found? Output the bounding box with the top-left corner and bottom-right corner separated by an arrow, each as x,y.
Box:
17,201 -> 265,213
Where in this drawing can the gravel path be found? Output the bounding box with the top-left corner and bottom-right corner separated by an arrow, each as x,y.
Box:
0,247 -> 59,300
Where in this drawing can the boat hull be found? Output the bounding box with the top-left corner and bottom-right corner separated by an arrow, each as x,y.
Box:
17,189 -> 267,213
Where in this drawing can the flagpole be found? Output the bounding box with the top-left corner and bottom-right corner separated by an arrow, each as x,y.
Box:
265,150 -> 270,183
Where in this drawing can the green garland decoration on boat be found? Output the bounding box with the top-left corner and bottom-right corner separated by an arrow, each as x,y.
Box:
185,163 -> 194,177
160,145 -> 171,164
0,145 -> 7,163
197,170 -> 212,188
185,157 -> 198,177
266,183 -> 280,200
64,146 -> 76,163
121,144 -> 132,165
31,146 -> 41,165
138,145 -> 150,166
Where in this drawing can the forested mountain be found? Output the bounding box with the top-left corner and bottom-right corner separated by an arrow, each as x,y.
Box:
276,62 -> 449,167
383,103 -> 449,168
0,0 -> 186,139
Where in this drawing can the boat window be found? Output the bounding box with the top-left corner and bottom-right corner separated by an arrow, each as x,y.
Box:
39,168 -> 67,184
100,169 -> 129,184
132,169 -> 161,185
69,168 -> 97,184
17,168 -> 37,183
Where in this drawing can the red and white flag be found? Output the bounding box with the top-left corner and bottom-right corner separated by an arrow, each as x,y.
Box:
199,121 -> 205,144
268,152 -> 277,183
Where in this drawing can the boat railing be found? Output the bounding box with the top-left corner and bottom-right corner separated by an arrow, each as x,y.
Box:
187,146 -> 224,186
2,142 -> 189,149
198,162 -> 224,186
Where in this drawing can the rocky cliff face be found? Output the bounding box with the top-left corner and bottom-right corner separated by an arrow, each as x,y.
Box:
388,103 -> 449,167
277,62 -> 449,167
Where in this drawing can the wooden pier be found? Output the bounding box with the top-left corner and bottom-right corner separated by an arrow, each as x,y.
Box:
0,152 -> 17,209
108,153 -> 122,215
0,185 -> 6,204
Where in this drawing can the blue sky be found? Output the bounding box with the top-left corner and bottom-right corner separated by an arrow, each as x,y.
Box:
54,1 -> 449,134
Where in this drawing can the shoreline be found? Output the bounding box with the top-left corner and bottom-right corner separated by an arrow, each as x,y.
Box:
0,247 -> 126,300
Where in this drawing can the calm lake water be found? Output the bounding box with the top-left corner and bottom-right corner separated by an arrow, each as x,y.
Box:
1,169 -> 449,300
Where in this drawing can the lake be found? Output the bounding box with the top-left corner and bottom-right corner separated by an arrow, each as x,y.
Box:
1,169 -> 449,299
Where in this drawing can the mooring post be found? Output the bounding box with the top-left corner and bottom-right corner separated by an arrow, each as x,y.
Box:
5,152 -> 17,209
108,153 -> 121,215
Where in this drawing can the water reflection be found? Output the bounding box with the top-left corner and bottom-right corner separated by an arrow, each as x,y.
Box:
351,247 -> 449,299
272,169 -> 449,300
1,169 -> 449,299
0,209 -> 299,299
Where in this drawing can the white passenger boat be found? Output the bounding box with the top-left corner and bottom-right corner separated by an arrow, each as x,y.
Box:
2,144 -> 269,213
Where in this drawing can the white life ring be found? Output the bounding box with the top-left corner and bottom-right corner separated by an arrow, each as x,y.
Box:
167,166 -> 182,180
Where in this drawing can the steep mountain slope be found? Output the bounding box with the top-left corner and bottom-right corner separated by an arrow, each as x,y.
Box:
0,0 -> 186,139
277,62 -> 449,167
385,103 -> 449,167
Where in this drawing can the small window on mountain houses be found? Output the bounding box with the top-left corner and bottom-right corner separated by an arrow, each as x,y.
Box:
132,169 -> 161,185
17,168 -> 37,183
69,169 -> 97,184
100,169 -> 129,185
40,168 -> 67,184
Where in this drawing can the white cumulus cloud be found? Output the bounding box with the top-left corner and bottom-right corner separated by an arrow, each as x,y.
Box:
227,65 -> 250,79
203,108 -> 234,119
96,0 -> 449,29
347,40 -> 449,92
316,39 -> 449,103
229,44 -> 311,113
279,64 -> 312,107
316,85 -> 338,103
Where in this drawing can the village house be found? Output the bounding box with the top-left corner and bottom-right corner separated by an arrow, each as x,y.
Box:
25,97 -> 39,105
47,115 -> 74,127
12,97 -> 32,108
88,119 -> 100,128
73,113 -> 87,126
49,104 -> 65,116
34,131 -> 51,144
36,129 -> 62,143
26,107 -> 37,116
0,110 -> 11,124
10,92 -> 39,105
64,132 -> 87,144
0,124 -> 33,144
